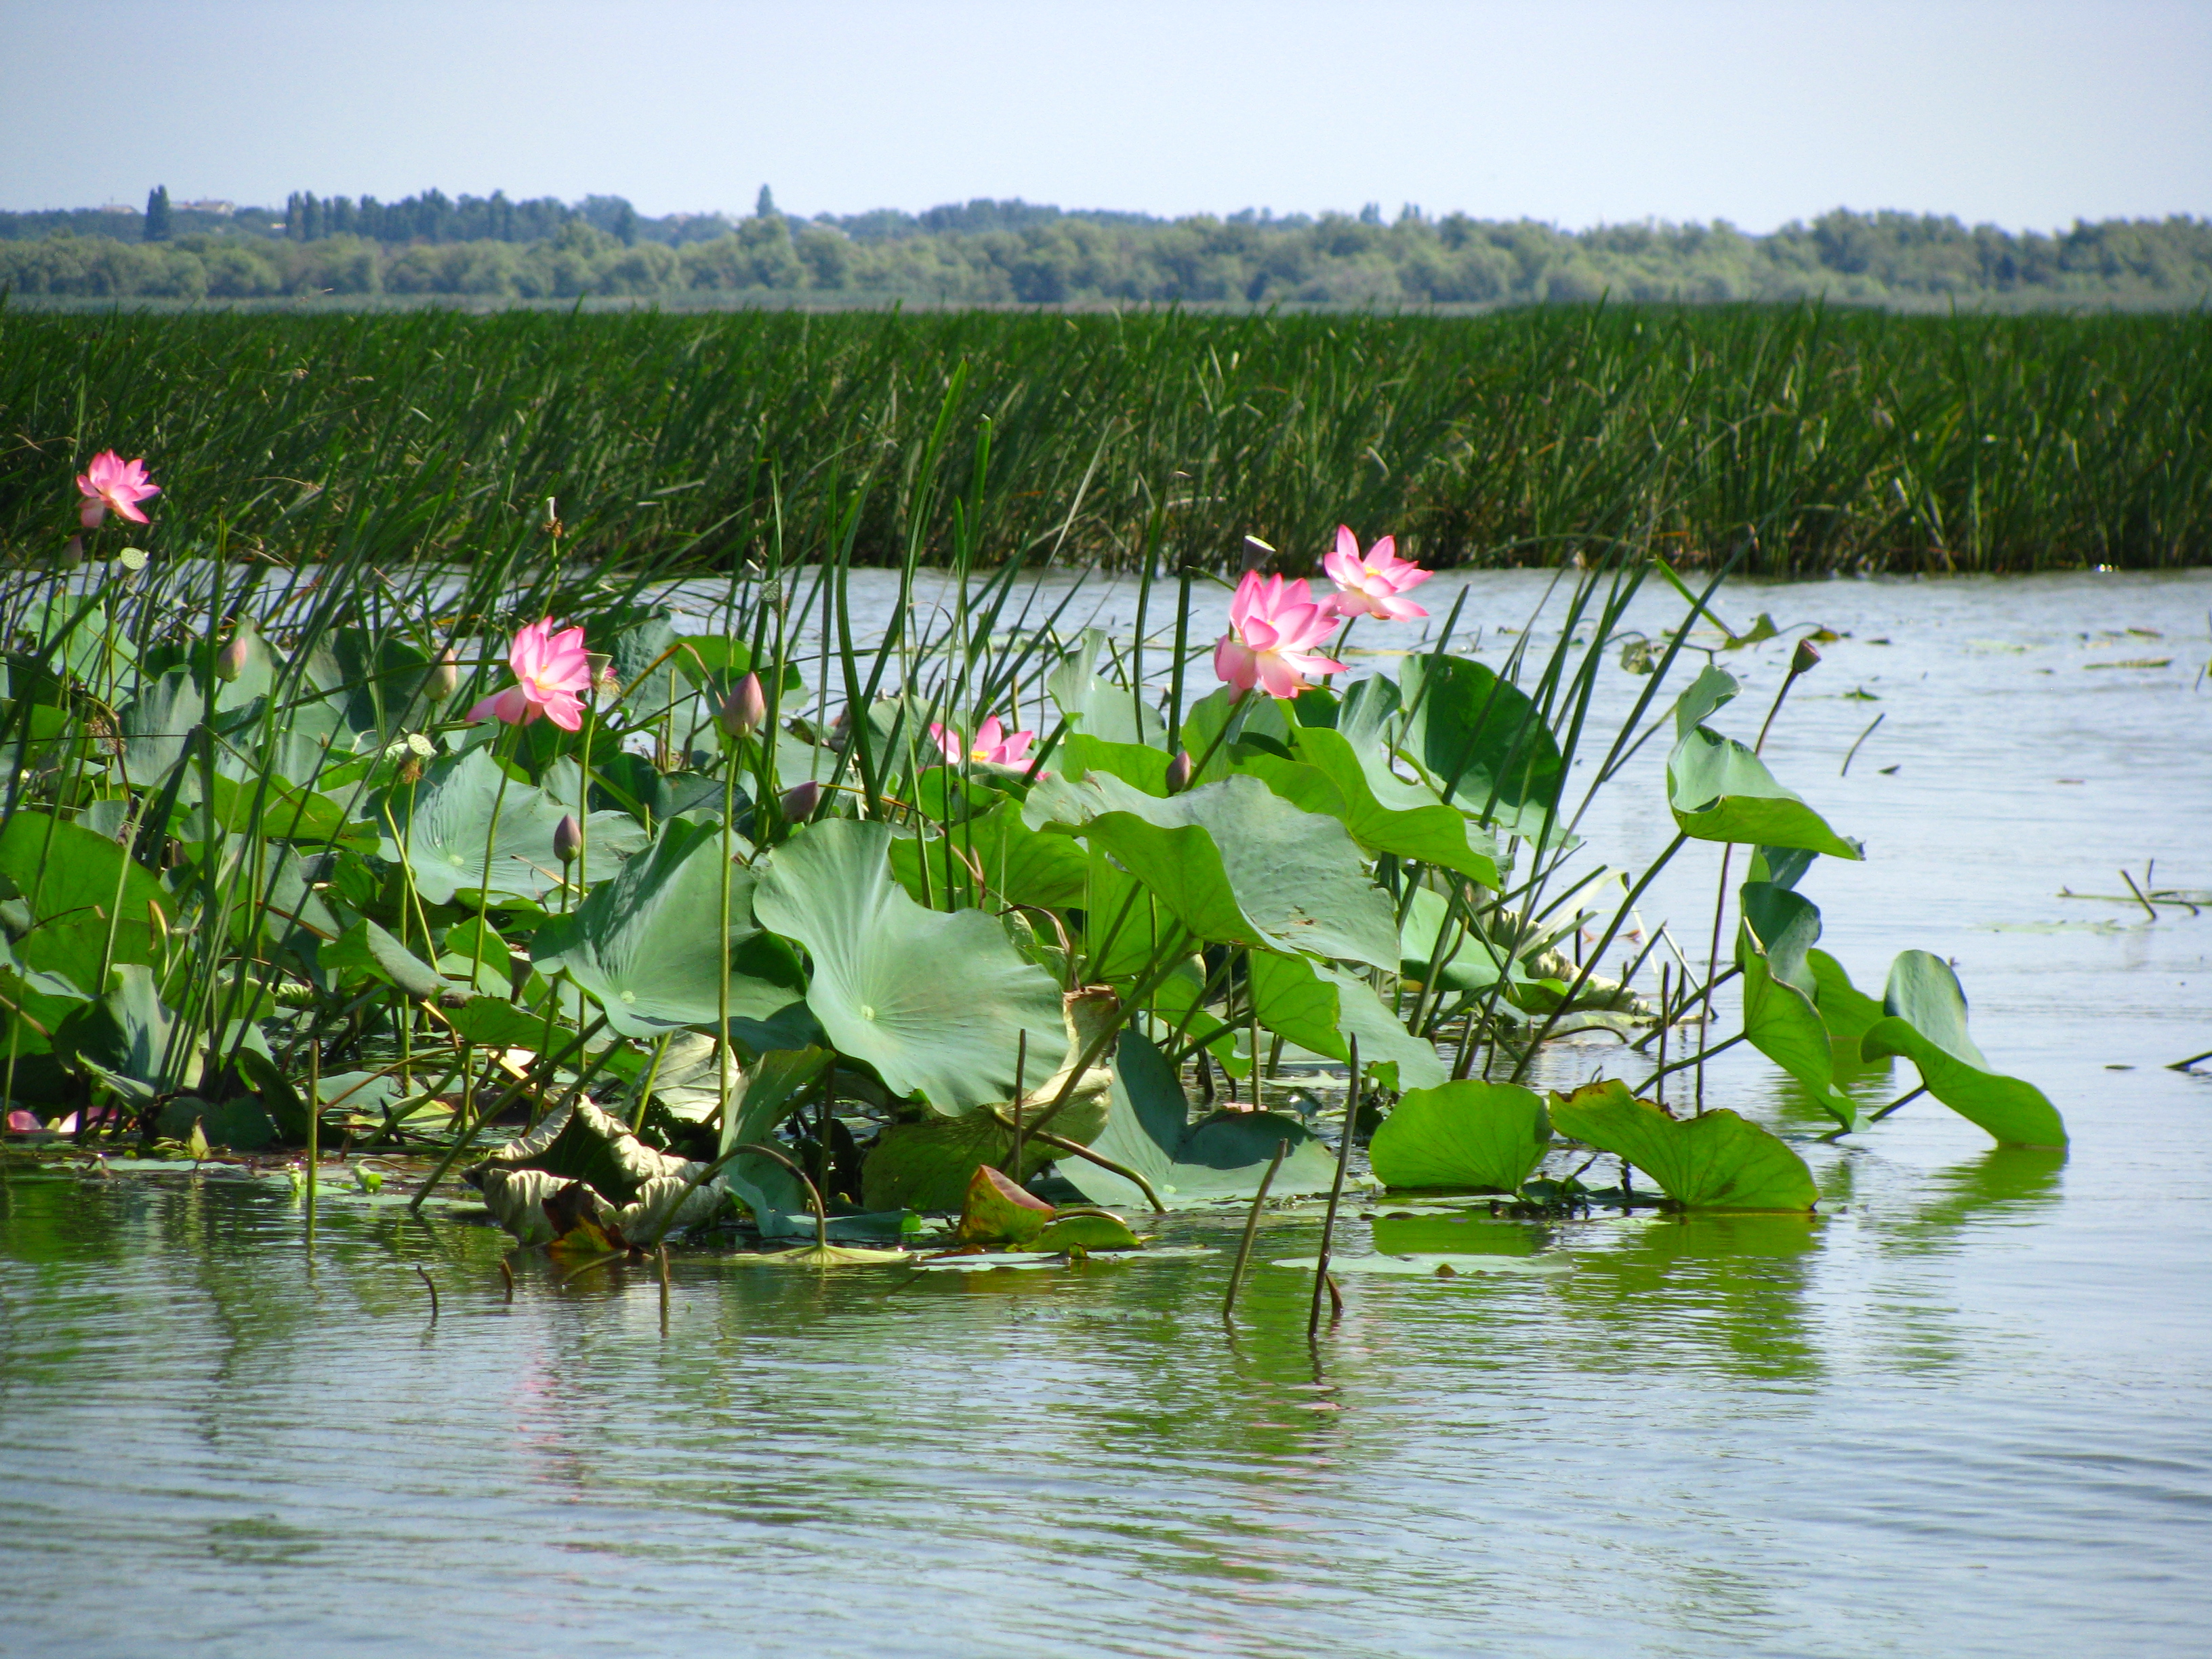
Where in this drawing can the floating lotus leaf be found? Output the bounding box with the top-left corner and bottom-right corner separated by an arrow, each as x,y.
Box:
888,798 -> 1088,912
754,819 -> 1066,1113
1549,1079 -> 1818,1211
1368,1080 -> 1551,1192
1860,951 -> 2067,1147
466,1095 -> 726,1246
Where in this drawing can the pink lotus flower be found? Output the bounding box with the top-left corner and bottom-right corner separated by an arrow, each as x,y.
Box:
76,451 -> 160,528
465,618 -> 592,731
1212,570 -> 1346,698
931,715 -> 1036,767
4,1109 -> 41,1134
1323,525 -> 1431,621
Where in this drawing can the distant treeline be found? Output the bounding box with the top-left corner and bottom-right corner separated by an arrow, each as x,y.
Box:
2,187 -> 2208,309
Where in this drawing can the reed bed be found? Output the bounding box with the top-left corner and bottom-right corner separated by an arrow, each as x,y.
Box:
2,304 -> 2205,578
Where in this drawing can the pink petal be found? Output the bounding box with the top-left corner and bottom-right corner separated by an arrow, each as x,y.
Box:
975,716 -> 1004,753
1213,634 -> 1259,691
539,690 -> 585,731
929,722 -> 962,761
80,501 -> 108,529
1227,569 -> 1264,632
5,1109 -> 40,1133
1335,524 -> 1361,565
1254,654 -> 1304,699
112,497 -> 150,525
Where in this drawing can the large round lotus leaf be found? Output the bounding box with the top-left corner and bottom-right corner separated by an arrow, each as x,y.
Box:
1024,771 -> 1399,968
753,819 -> 1065,1114
1396,653 -> 1564,815
531,817 -> 804,1040
375,747 -> 644,905
1368,1079 -> 1551,1192
1549,1080 -> 1817,1211
1860,951 -> 2068,1147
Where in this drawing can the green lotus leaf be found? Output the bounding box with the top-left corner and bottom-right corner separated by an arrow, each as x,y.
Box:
1549,1079 -> 1817,1210
1738,882 -> 1864,1132
954,1164 -> 1056,1246
1860,951 -> 2067,1147
531,817 -> 805,1040
1048,630 -> 1166,746
57,964 -> 201,1105
374,747 -> 644,905
323,918 -> 445,1000
1397,653 -> 1565,819
1025,771 -> 1400,968
1239,722 -> 1502,885
1244,949 -> 1448,1088
888,797 -> 1089,912
1807,948 -> 1885,1041
1055,1029 -> 1338,1208
1398,885 -> 1523,994
0,811 -> 167,934
1672,663 -> 1742,737
1368,1080 -> 1551,1191
1032,1210 -> 1142,1252
754,819 -> 1065,1113
1666,726 -> 1862,858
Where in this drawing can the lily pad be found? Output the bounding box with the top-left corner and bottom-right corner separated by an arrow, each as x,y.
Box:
1548,1079 -> 1817,1211
954,1164 -> 1055,1246
1860,951 -> 2067,1147
375,748 -> 644,906
1368,1080 -> 1551,1192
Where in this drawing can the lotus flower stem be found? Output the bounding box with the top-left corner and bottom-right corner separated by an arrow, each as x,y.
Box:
1869,1084 -> 1928,1123
414,1265 -> 440,1321
1006,1029 -> 1028,1183
1222,1138 -> 1290,1328
1019,1129 -> 1168,1213
304,1035 -> 319,1256
1309,1034 -> 1360,1340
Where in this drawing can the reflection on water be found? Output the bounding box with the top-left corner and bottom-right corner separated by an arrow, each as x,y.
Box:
4,570 -> 2211,1657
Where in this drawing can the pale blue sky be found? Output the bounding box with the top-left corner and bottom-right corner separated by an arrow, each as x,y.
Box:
3,1 -> 2206,230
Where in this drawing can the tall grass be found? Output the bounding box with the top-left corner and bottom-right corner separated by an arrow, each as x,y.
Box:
2,302 -> 2206,577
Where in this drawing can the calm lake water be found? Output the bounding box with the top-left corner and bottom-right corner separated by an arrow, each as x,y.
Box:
3,569 -> 2209,1657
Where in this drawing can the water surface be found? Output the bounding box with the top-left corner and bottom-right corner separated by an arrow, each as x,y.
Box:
3,570 -> 2209,1657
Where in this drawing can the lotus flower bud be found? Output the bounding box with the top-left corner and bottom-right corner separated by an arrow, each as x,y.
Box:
215,628 -> 252,683
720,671 -> 766,738
429,647 -> 459,700
542,497 -> 560,533
1790,638 -> 1822,676
553,814 -> 583,865
1165,749 -> 1194,794
778,779 -> 823,822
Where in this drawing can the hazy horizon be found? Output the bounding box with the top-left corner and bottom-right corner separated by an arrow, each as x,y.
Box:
1,1 -> 2206,236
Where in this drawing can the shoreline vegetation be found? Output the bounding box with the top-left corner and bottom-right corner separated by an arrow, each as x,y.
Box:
3,192 -> 2209,312
0,442 -> 2066,1254
3,306 -> 2205,575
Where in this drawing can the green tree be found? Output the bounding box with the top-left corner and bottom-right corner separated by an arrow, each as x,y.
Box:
142,186 -> 170,243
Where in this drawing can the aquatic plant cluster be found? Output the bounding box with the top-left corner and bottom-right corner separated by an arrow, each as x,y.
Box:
0,446 -> 2066,1262
3,306 -> 2205,581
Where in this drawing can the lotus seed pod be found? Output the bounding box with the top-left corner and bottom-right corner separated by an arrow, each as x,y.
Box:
1790,638 -> 1823,676
720,671 -> 766,737
553,814 -> 583,865
779,779 -> 823,822
1165,749 -> 1194,793
215,629 -> 252,682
